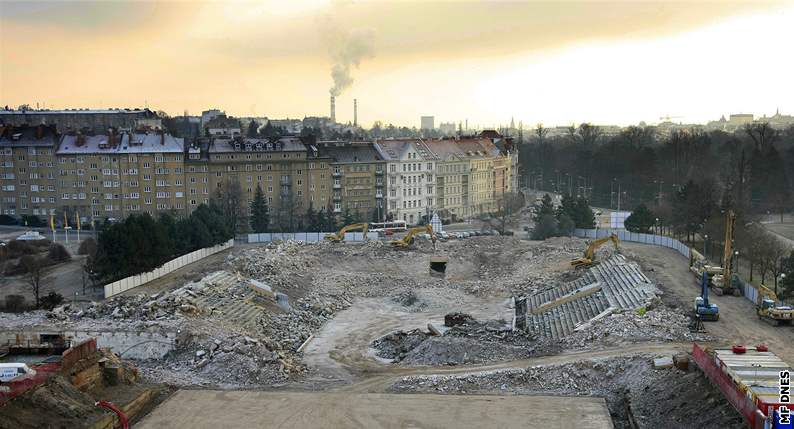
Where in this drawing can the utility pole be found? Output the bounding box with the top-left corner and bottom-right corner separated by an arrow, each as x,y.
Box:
617,182 -> 622,211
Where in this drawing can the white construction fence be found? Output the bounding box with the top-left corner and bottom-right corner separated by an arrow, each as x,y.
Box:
574,228 -> 781,306
247,232 -> 379,243
574,228 -> 690,259
103,239 -> 234,298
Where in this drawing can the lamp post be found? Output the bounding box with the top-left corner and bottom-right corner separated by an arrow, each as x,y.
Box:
703,234 -> 708,260
734,250 -> 740,275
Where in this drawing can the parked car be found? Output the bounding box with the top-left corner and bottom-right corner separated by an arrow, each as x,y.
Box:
0,363 -> 36,383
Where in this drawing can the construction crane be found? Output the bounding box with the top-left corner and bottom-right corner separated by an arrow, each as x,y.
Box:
324,223 -> 369,243
712,210 -> 741,296
570,234 -> 619,268
390,225 -> 433,248
756,284 -> 794,326
694,272 -> 719,321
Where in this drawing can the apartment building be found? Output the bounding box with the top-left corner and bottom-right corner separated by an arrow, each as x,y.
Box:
206,136 -> 331,230
316,141 -> 385,220
374,139 -> 438,225
56,131 -> 187,221
0,125 -> 60,217
423,139 -> 470,222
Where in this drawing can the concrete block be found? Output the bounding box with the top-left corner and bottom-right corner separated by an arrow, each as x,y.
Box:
653,356 -> 674,369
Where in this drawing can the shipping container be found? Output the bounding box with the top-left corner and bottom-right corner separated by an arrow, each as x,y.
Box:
694,343 -> 793,429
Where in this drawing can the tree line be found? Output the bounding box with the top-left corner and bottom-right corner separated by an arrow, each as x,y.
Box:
93,204 -> 232,283
519,122 -> 794,221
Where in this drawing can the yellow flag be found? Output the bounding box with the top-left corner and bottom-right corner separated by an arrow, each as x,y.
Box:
49,214 -> 55,231
75,211 -> 81,231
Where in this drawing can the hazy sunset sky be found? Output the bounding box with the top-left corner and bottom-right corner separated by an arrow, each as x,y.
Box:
1,0 -> 793,128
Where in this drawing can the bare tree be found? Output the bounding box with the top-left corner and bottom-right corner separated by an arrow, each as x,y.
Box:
759,232 -> 790,289
212,179 -> 246,234
488,192 -> 525,235
21,255 -> 45,308
577,123 -> 602,146
744,122 -> 779,151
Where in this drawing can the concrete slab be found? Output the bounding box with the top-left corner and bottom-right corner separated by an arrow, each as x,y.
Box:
137,391 -> 614,429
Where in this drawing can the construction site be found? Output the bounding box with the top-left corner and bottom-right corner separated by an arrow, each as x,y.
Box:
1,224 -> 793,428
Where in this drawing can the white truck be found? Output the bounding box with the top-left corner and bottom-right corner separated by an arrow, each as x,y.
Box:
0,363 -> 36,383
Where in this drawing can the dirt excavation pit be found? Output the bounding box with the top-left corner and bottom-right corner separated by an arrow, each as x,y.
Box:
390,354 -> 746,429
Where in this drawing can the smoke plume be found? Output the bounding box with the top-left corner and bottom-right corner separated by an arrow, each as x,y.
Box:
328,27 -> 375,97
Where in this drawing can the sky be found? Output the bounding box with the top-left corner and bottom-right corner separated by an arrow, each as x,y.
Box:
1,0 -> 793,128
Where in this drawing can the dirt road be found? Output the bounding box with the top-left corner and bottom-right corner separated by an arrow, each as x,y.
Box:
623,242 -> 794,363
137,391 -> 615,429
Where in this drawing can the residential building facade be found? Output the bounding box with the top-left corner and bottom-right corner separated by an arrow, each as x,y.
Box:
316,141 -> 385,220
374,139 -> 437,224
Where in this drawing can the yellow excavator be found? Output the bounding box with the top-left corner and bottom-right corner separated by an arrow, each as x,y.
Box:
756,284 -> 794,326
571,234 -> 619,268
325,223 -> 369,243
390,225 -> 433,248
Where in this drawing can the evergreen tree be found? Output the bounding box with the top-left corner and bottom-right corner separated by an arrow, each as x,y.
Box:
624,204 -> 655,233
305,204 -> 318,232
534,194 -> 555,221
249,184 -> 269,233
342,208 -> 355,225
316,207 -> 328,232
247,120 -> 258,137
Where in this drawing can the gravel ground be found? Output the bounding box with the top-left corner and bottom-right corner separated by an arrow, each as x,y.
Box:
389,355 -> 745,429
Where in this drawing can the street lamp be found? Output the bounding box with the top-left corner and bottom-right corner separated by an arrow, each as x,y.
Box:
734,250 -> 740,274
703,234 -> 709,260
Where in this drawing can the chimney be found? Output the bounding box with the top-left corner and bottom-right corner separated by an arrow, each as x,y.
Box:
160,129 -> 165,145
108,128 -> 116,148
330,95 -> 336,123
36,125 -> 44,139
353,99 -> 358,127
76,132 -> 85,147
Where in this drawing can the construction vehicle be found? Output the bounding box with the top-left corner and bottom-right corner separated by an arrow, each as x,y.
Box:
689,249 -> 723,280
324,223 -> 368,243
712,210 -> 741,296
390,225 -> 433,248
694,272 -> 719,321
570,234 -> 619,268
756,284 -> 794,326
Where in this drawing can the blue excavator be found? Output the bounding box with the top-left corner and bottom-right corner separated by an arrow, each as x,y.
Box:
694,272 -> 719,321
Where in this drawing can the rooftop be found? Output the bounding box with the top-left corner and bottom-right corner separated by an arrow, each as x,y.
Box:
374,138 -> 437,161
208,137 -> 306,154
0,108 -> 154,116
315,141 -> 383,163
0,124 -> 59,147
57,132 -> 185,154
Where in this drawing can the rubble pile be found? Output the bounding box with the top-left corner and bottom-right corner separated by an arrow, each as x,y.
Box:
390,355 -> 744,429
561,307 -> 712,349
372,315 -> 538,366
139,332 -> 297,388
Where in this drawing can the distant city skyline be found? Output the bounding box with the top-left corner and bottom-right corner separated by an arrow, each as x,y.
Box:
2,1 -> 793,128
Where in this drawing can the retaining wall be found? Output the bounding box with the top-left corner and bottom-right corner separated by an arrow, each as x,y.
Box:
1,329 -> 178,360
247,231 -> 379,243
103,239 -> 234,298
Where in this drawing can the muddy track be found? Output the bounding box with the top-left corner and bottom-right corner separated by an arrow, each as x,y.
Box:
299,295 -> 699,393
334,342 -> 696,393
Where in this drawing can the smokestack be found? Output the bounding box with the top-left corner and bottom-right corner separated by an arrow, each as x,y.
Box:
330,95 -> 336,123
353,99 -> 358,127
